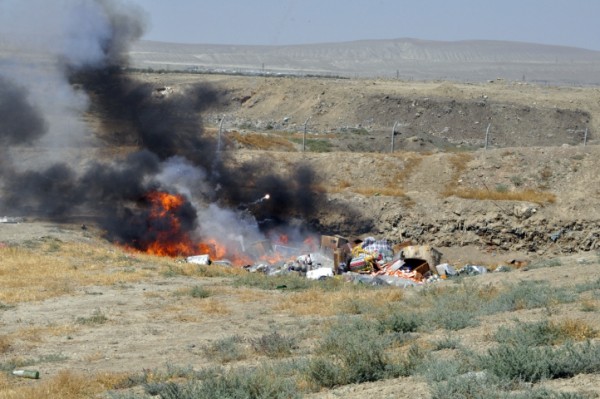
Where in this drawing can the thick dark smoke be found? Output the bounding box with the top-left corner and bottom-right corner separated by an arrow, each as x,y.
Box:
0,77 -> 47,146
0,0 -> 336,255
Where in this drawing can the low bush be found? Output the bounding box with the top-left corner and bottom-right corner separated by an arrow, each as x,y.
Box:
76,309 -> 108,325
495,319 -> 596,345
143,365 -> 301,399
377,309 -> 424,334
306,319 -> 427,389
484,280 -> 576,314
251,331 -> 296,358
202,335 -> 246,363
479,341 -> 600,383
189,285 -> 211,298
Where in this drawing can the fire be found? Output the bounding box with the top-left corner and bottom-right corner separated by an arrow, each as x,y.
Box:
126,190 -> 318,268
130,191 -> 254,265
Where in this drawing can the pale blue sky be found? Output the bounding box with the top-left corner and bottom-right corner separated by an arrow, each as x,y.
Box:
132,0 -> 600,51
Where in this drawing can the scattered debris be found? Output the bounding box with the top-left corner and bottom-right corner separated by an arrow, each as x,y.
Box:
183,231 -> 529,288
0,217 -> 25,224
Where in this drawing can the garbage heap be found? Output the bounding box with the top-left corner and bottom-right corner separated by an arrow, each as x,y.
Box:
187,234 -> 458,287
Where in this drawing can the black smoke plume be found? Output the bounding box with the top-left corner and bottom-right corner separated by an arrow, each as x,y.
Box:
0,77 -> 47,146
0,0 -> 358,255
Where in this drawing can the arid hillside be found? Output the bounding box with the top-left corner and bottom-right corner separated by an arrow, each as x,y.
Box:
130,38 -> 600,85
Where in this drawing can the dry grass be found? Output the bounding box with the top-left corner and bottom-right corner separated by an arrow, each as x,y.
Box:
0,336 -> 11,354
0,370 -> 130,399
353,186 -> 406,197
0,242 -> 192,305
443,187 -> 556,205
325,153 -> 423,197
447,152 -> 474,177
196,298 -> 232,315
217,286 -> 273,303
166,262 -> 246,278
553,319 -> 597,342
274,286 -> 403,316
388,153 -> 424,184
8,325 -> 77,346
227,131 -> 296,151
441,152 -> 556,204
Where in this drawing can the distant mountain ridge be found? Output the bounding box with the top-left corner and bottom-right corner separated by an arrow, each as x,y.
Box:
129,38 -> 600,85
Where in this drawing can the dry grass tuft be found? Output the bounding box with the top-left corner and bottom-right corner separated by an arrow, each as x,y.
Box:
275,287 -> 402,316
353,186 -> 406,197
197,298 -> 232,315
443,187 -> 556,205
553,319 -> 597,342
0,336 -> 11,354
447,152 -> 474,176
228,131 -> 296,151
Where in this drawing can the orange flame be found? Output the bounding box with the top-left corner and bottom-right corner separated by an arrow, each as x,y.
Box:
129,191 -> 255,265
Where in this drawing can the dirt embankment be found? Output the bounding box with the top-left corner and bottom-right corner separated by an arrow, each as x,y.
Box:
131,73 -> 599,152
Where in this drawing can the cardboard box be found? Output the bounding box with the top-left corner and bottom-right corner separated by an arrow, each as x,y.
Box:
320,235 -> 349,252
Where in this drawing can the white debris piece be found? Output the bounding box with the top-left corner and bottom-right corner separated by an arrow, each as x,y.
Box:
186,254 -> 211,265
306,267 -> 333,280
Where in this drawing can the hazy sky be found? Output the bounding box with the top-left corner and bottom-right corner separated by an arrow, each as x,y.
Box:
132,0 -> 600,51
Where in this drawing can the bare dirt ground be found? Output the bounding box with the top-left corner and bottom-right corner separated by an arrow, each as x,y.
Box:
1,73 -> 600,397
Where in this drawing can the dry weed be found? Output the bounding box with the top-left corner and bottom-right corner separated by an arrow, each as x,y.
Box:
553,319 -> 597,342
354,186 -> 406,197
228,131 -> 296,150
446,187 -> 556,204
197,298 -> 231,315
10,325 -> 77,345
0,336 -> 11,354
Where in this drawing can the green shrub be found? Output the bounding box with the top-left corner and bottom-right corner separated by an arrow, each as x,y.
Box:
479,341 -> 600,383
484,280 -> 576,314
377,309 -> 423,334
494,320 -> 562,347
144,365 -> 300,399
306,319 -> 427,389
290,138 -> 332,152
433,335 -> 462,351
431,375 -> 588,399
76,308 -> 108,325
189,285 -> 211,298
429,307 -> 480,330
202,335 -> 246,363
251,332 -> 296,358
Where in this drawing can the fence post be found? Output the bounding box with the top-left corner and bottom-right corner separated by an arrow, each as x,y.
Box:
584,127 -> 588,146
217,116 -> 225,152
391,121 -> 399,153
303,117 -> 311,152
485,123 -> 491,150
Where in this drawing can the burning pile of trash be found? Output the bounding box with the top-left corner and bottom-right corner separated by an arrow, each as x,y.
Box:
185,233 -> 456,288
